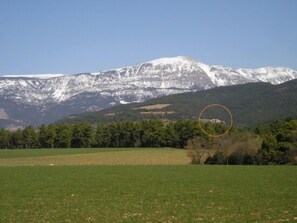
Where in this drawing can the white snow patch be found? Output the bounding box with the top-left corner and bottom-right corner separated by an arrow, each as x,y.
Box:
148,56 -> 193,66
119,100 -> 130,104
197,62 -> 211,75
3,74 -> 65,79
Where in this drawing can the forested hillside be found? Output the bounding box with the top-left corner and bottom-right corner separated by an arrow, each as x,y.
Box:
59,80 -> 297,127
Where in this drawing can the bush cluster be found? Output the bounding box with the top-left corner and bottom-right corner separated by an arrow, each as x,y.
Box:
187,118 -> 297,165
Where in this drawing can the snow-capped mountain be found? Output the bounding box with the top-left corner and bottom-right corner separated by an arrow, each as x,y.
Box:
1,56 -> 297,128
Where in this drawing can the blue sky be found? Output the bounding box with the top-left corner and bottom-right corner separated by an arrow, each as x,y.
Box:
0,0 -> 296,75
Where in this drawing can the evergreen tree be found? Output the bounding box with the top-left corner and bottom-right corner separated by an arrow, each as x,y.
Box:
47,125 -> 57,148
72,124 -> 85,148
109,123 -> 120,147
23,125 -> 39,148
102,125 -> 112,147
55,125 -> 72,148
10,129 -> 24,149
164,122 -> 179,147
39,124 -> 48,148
174,120 -> 200,148
140,120 -> 165,147
95,124 -> 105,147
83,124 -> 94,148
0,129 -> 10,149
130,122 -> 141,147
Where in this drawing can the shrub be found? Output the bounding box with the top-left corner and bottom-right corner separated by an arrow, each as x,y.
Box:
228,152 -> 244,165
187,132 -> 261,165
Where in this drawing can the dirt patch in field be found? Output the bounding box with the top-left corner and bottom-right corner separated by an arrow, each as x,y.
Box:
140,111 -> 175,115
105,112 -> 116,116
275,87 -> 289,93
134,104 -> 171,110
0,149 -> 190,166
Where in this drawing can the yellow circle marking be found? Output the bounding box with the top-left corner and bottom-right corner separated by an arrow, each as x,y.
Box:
198,104 -> 233,138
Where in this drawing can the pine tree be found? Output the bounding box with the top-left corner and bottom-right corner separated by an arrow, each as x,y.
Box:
39,124 -> 48,148
10,129 -> 24,149
83,124 -> 94,148
0,129 -> 10,149
23,125 -> 39,149
55,125 -> 72,148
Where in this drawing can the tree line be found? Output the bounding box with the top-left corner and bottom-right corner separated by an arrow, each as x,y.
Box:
0,118 -> 296,165
0,120 -> 201,149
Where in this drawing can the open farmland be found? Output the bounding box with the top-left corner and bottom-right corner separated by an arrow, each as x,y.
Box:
0,148 -> 189,166
0,149 -> 296,222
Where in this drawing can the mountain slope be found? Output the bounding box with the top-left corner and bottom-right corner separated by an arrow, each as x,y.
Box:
59,79 -> 297,127
1,56 -> 297,128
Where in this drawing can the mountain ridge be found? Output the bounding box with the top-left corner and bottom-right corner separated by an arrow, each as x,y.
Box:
1,56 -> 297,128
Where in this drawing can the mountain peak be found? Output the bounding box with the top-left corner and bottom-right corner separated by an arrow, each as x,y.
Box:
147,56 -> 196,66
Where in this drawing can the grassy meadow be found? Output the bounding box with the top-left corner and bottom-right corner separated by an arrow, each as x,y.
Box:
0,148 -> 296,222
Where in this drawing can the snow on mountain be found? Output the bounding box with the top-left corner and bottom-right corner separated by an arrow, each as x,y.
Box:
238,67 -> 297,84
0,56 -> 297,127
2,74 -> 65,79
1,56 -> 296,105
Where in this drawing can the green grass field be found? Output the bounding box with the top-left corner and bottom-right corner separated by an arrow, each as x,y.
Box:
0,149 -> 297,222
